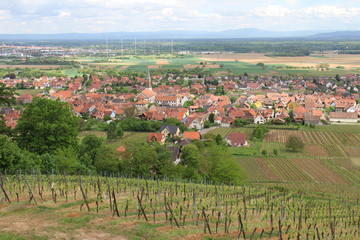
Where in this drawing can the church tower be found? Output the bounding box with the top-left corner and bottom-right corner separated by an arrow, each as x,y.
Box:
146,68 -> 152,90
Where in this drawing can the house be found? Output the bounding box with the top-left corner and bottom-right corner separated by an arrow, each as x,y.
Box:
137,89 -> 156,103
183,131 -> 201,140
148,133 -> 165,144
254,114 -> 266,124
329,112 -> 358,123
304,112 -> 321,125
154,95 -> 179,106
226,132 -> 248,147
160,125 -> 180,139
184,117 -> 204,129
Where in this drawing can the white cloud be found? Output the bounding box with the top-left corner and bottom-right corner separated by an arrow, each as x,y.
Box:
302,5 -> 360,19
252,5 -> 292,17
1,1 -> 360,33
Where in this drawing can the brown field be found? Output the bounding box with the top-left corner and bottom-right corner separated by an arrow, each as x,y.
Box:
119,65 -> 129,70
198,53 -> 360,69
0,65 -> 61,69
156,59 -> 169,64
147,65 -> 162,69
204,64 -> 220,68
184,64 -> 200,68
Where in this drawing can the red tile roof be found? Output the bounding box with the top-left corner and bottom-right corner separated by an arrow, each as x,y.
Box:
183,131 -> 201,140
226,132 -> 247,147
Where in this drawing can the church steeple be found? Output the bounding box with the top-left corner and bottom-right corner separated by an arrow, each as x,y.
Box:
146,68 -> 152,90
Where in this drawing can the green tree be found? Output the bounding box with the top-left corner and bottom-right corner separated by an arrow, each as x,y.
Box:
121,143 -> 158,176
285,135 -> 304,152
16,98 -> 79,155
153,144 -> 174,176
181,144 -> 199,168
117,126 -> 124,137
79,134 -> 104,163
251,125 -> 269,141
205,146 -> 246,184
0,82 -> 16,106
0,135 -> 22,173
94,146 -> 121,173
233,118 -> 248,127
107,122 -> 118,140
54,148 -> 84,174
209,113 -> 215,123
215,134 -> 223,145
184,100 -> 194,108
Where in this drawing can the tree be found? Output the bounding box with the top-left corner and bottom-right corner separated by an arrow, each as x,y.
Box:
79,134 -> 104,163
121,143 -> 158,176
0,82 -> 16,106
251,125 -> 269,141
256,62 -> 266,69
215,134 -> 223,145
181,144 -> 200,168
233,118 -> 248,127
16,98 -> 79,155
209,113 -> 215,123
0,135 -> 42,174
285,135 -> 304,152
94,146 -> 121,173
124,106 -> 138,118
0,135 -> 22,173
117,126 -> 124,138
183,100 -> 194,108
205,146 -> 247,184
107,122 -> 118,140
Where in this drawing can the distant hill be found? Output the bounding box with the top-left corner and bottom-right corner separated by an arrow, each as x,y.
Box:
307,31 -> 360,39
0,29 -> 359,40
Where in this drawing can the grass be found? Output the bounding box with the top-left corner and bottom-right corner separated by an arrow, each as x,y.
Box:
106,132 -> 148,150
62,68 -> 79,77
78,130 -> 148,150
15,89 -> 43,96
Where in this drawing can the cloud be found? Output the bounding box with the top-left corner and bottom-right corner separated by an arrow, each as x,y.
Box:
302,5 -> 360,19
0,1 -> 360,33
252,5 -> 292,17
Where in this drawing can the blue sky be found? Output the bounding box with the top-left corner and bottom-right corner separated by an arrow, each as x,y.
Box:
1,0 -> 360,34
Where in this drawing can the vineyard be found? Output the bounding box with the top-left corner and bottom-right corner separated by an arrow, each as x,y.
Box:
206,127 -> 360,192
206,127 -> 254,138
1,173 -> 360,239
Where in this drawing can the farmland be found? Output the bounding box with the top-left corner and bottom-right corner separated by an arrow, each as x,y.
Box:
68,52 -> 360,76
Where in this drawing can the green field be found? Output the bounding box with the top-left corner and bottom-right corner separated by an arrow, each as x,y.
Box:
78,130 -> 148,150
15,89 -> 43,96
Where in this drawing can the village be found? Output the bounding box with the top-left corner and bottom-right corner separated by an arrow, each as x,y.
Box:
2,68 -> 360,159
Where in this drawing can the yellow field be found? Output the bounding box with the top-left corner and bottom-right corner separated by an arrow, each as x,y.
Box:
198,53 -> 360,69
147,65 -> 162,69
156,59 -> 169,65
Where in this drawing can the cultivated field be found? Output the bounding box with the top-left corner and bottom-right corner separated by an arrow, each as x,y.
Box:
198,53 -> 360,70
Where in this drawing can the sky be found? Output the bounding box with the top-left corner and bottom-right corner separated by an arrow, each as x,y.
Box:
1,0 -> 360,34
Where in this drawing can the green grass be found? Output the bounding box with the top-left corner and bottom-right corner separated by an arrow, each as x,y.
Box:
78,130 -> 107,141
105,132 -> 148,150
15,89 -> 43,96
78,130 -> 148,150
0,232 -> 48,240
62,68 -> 79,77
